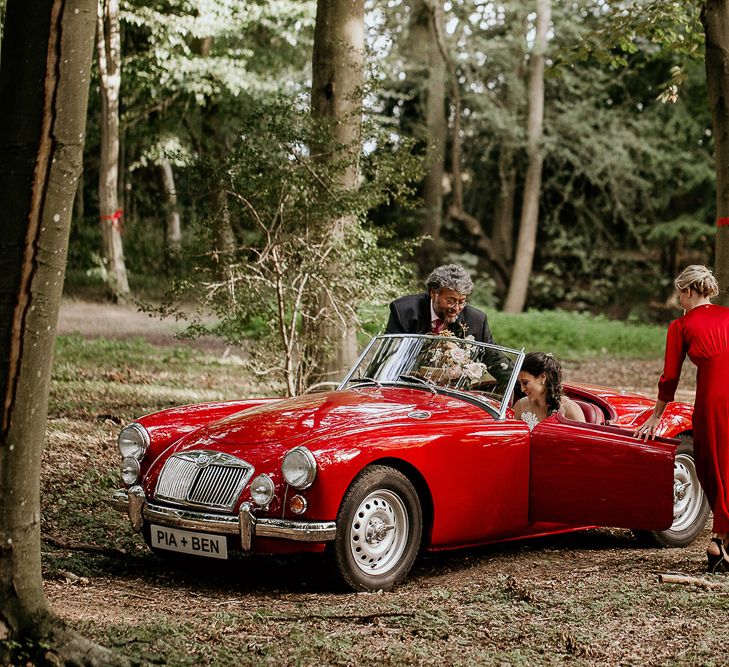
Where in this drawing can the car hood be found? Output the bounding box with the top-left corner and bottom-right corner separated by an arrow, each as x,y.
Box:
144,386 -> 491,493
202,386 -> 475,446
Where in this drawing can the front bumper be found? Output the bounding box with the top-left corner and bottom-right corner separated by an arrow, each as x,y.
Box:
111,486 -> 336,550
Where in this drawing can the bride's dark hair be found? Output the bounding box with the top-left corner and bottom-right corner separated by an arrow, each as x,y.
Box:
521,351 -> 563,416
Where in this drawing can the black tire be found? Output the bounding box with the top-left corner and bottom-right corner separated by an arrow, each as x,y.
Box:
334,465 -> 422,592
635,434 -> 710,547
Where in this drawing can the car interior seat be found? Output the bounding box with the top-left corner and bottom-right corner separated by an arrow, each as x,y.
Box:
571,399 -> 606,425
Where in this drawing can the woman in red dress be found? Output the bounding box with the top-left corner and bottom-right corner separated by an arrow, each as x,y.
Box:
636,265 -> 729,572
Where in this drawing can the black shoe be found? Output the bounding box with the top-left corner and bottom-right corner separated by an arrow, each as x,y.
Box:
707,538 -> 729,573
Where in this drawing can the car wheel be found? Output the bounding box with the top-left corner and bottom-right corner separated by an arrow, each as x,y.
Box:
334,465 -> 422,592
636,435 -> 710,547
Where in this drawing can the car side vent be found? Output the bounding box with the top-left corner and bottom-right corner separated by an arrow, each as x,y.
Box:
155,450 -> 253,512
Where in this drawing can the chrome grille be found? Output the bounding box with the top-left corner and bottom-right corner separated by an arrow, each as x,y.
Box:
155,450 -> 253,512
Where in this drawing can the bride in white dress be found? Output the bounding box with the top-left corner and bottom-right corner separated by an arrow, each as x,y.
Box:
513,352 -> 585,430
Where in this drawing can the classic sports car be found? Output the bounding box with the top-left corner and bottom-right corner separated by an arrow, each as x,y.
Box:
112,334 -> 708,591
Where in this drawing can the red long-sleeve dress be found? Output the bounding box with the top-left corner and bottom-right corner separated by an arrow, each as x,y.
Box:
658,303 -> 729,533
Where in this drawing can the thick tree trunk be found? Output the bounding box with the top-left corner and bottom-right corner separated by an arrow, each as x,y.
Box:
97,0 -> 130,301
503,0 -> 551,313
407,0 -> 447,274
310,0 -> 365,380
0,1 -> 126,663
160,157 -> 182,263
702,0 -> 729,304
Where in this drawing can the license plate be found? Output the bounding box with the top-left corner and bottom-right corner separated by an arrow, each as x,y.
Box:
150,525 -> 228,560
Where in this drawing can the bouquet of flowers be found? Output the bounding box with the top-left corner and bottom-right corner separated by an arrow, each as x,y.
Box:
422,331 -> 490,386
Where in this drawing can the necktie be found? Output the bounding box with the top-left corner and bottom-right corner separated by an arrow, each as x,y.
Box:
432,318 -> 444,334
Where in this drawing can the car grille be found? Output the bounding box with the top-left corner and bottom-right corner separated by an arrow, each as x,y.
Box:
154,450 -> 253,512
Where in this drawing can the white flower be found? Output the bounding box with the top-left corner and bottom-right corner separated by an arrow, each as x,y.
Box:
463,362 -> 487,381
448,348 -> 468,363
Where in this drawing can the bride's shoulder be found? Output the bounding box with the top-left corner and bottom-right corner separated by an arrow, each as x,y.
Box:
560,397 -> 586,422
513,396 -> 528,417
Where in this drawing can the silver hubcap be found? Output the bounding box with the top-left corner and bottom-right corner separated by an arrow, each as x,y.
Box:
671,453 -> 703,532
349,489 -> 408,575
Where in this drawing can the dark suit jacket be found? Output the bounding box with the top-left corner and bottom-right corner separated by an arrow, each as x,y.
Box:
384,293 -> 513,384
385,293 -> 494,344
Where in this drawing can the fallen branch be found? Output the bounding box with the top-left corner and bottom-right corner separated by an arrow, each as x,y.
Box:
43,534 -> 128,558
241,610 -> 417,623
658,573 -> 723,589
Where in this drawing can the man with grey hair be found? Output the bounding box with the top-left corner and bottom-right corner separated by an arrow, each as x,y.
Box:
385,264 -> 495,343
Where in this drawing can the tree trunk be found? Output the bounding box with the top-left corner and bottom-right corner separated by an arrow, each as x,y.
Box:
97,0 -> 130,301
503,0 -> 551,313
491,148 -> 517,264
702,0 -> 729,305
407,0 -> 447,274
431,1 -> 509,288
211,182 -> 236,284
310,0 -> 365,380
195,31 -> 237,281
0,1 -> 126,663
160,157 -> 182,264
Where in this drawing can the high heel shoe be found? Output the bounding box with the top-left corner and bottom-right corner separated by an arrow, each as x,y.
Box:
706,538 -> 729,573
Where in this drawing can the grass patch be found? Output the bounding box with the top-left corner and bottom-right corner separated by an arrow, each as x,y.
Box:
490,310 -> 666,360
361,304 -> 667,360
51,334 -> 284,423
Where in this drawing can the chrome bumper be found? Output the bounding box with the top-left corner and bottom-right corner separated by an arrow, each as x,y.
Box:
111,486 -> 336,550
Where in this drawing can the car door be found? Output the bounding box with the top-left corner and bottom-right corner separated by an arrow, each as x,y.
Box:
529,414 -> 676,530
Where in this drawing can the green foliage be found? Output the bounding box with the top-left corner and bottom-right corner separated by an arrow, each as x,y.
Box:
149,100 -> 422,393
357,304 -> 668,360
121,0 -> 314,101
65,0 -> 718,315
490,310 -> 667,360
559,0 -> 704,69
365,0 -> 714,310
646,214 -> 714,246
531,11 -> 712,308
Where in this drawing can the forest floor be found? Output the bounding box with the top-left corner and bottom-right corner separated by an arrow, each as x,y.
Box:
39,298 -> 719,667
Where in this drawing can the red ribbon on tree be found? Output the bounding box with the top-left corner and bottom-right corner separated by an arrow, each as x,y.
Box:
100,208 -> 124,234
717,217 -> 729,227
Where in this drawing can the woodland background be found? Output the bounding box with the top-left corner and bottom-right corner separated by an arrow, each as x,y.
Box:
39,1 -> 714,318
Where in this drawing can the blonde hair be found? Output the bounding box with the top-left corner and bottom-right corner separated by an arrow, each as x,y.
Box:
674,265 -> 719,298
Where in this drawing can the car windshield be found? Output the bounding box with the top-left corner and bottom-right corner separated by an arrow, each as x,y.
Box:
340,334 -> 524,419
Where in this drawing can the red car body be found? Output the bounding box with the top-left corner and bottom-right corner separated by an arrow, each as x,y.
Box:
112,336 -> 703,590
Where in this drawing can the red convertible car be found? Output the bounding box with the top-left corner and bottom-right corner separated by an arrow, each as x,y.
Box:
112,334 -> 707,591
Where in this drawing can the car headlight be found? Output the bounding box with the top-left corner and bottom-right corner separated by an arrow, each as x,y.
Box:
281,446 -> 317,489
121,457 -> 140,485
118,423 -> 150,461
250,474 -> 275,507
